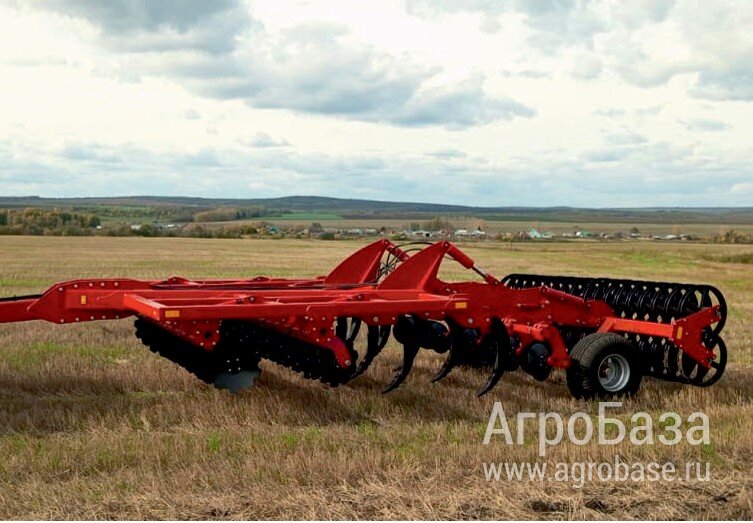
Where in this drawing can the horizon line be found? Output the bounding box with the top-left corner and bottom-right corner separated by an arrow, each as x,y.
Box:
1,194 -> 752,211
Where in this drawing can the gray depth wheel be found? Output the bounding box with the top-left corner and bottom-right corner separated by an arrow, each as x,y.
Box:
597,353 -> 631,392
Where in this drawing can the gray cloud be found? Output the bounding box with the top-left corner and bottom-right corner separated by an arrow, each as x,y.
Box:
37,0 -> 252,54
676,2 -> 753,101
613,49 -> 752,101
518,69 -> 551,79
406,0 -> 673,51
634,105 -> 664,116
682,119 -> 730,132
606,38 -> 687,87
39,0 -> 242,33
186,23 -> 433,119
391,77 -> 535,128
515,1 -> 607,52
583,149 -> 623,163
425,149 -> 468,159
691,70 -> 753,101
582,141 -> 689,169
603,2 -> 753,99
407,0 -> 606,49
243,132 -> 290,148
60,142 -> 126,164
501,69 -> 551,79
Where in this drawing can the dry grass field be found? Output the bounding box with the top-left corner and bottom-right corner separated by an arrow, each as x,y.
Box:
202,217 -> 753,237
0,236 -> 752,519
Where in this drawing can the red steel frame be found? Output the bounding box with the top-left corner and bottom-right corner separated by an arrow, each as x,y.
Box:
0,240 -> 722,370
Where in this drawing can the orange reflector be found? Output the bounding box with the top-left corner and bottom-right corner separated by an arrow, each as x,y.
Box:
165,310 -> 181,319
676,326 -> 684,340
455,302 -> 468,309
79,295 -> 87,305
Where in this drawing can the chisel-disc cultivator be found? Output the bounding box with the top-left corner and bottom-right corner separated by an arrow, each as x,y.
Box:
0,240 -> 727,398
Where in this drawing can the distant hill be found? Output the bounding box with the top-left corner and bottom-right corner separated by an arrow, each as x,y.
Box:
0,195 -> 752,224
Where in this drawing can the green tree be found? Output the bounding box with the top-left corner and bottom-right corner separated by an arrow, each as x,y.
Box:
137,224 -> 158,237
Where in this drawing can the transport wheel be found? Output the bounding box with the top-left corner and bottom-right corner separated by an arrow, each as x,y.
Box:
566,333 -> 643,399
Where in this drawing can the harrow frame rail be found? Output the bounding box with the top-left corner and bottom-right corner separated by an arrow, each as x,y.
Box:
0,240 -> 725,397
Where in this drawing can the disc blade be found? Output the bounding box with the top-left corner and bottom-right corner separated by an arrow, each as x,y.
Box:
213,369 -> 261,393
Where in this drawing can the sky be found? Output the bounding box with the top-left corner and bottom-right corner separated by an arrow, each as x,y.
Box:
0,0 -> 752,207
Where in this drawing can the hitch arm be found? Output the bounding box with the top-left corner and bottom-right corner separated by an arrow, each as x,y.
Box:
0,295 -> 43,323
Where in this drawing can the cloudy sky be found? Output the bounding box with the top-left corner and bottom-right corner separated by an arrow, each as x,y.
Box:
1,0 -> 752,206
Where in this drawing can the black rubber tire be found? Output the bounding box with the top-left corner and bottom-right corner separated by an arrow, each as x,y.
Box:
566,333 -> 643,399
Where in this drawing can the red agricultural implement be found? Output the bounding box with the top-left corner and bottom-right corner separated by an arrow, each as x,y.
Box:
0,240 -> 727,398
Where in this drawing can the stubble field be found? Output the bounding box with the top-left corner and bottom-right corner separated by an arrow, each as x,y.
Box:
0,236 -> 752,519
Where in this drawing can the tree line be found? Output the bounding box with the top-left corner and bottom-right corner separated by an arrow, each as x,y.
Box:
0,208 -> 101,235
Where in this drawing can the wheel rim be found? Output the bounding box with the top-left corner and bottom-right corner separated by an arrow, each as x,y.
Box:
597,353 -> 631,392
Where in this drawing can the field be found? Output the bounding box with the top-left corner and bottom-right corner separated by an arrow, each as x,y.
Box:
1,236 -> 752,519
196,216 -> 753,238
